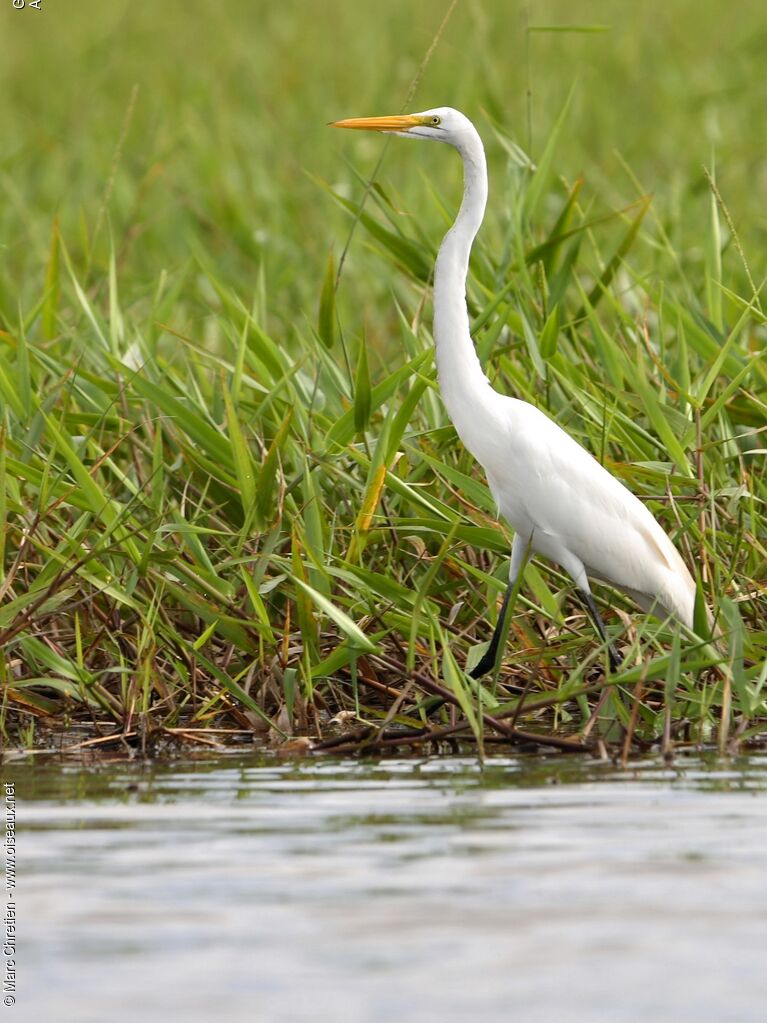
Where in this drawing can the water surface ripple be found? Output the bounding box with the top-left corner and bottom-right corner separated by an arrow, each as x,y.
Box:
14,752 -> 767,1022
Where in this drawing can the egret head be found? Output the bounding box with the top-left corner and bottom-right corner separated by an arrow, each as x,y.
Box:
331,106 -> 475,147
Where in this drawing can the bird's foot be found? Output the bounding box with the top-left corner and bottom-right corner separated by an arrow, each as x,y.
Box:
607,644 -> 622,673
468,650 -> 497,679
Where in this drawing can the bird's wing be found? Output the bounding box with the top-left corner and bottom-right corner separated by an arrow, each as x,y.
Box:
491,401 -> 695,623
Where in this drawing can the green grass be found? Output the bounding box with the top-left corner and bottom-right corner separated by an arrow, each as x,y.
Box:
0,0 -> 765,755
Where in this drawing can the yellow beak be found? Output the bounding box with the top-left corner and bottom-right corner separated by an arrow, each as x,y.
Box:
330,114 -> 424,133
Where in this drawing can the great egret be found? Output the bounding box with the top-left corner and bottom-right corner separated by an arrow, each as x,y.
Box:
332,107 -> 700,677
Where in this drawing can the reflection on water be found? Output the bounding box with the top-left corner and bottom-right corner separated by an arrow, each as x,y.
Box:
12,752 -> 767,1022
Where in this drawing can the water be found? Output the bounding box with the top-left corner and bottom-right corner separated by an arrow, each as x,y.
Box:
9,750 -> 767,1022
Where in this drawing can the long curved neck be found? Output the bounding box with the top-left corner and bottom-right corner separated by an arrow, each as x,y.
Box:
432,130 -> 493,449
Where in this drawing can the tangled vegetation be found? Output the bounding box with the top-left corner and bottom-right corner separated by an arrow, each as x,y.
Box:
1,0 -> 765,757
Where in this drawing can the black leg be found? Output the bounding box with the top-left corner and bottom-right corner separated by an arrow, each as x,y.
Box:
582,591 -> 622,672
468,582 -> 513,679
427,540 -> 528,716
423,580 -> 513,718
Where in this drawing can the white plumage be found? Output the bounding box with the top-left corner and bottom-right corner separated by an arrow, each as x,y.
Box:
333,106 -> 698,672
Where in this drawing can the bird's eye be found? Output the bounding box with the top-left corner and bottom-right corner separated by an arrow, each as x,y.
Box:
431,115 -> 441,125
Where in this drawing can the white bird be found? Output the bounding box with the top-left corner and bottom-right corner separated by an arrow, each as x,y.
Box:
332,107 -> 699,677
